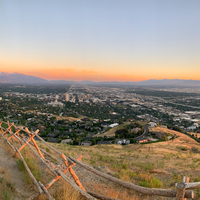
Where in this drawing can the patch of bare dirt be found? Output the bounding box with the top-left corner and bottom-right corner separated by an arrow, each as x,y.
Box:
0,137 -> 34,200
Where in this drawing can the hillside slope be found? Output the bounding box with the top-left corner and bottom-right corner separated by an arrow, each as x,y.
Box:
0,139 -> 34,199
1,127 -> 200,200
37,128 -> 200,199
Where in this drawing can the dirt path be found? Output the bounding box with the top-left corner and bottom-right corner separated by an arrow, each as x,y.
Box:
0,138 -> 34,200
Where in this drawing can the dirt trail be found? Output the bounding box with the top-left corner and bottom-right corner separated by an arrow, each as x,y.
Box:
0,138 -> 34,200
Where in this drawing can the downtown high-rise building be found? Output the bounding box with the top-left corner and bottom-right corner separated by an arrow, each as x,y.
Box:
65,93 -> 69,101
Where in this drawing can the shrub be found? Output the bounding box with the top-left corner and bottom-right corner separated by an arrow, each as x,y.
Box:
156,161 -> 164,168
45,147 -> 50,153
139,162 -> 155,171
132,154 -> 139,158
192,158 -> 200,163
163,153 -> 171,160
193,176 -> 200,182
139,178 -> 149,187
127,171 -> 137,179
139,175 -> 162,188
120,163 -> 128,170
89,160 -> 96,165
196,188 -> 200,198
145,154 -> 150,158
190,147 -> 200,153
0,175 -> 15,200
176,146 -> 187,151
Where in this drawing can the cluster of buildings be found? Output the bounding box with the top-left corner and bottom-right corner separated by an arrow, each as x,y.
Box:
1,84 -> 200,134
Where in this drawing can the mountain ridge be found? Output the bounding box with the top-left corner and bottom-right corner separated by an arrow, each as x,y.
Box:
1,72 -> 200,86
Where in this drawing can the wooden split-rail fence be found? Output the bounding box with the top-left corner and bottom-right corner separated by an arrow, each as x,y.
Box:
0,121 -> 199,200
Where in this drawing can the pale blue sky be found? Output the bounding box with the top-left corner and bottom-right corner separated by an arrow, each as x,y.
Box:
0,0 -> 200,81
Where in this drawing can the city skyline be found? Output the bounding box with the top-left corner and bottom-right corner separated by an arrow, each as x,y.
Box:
1,1 -> 200,81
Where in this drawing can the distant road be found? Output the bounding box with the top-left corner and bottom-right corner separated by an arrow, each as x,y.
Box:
133,125 -> 148,141
166,101 -> 200,110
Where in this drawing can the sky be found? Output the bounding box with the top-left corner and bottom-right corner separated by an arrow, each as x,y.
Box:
0,0 -> 200,82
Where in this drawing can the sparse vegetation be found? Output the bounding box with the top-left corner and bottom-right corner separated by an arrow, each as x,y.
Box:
16,150 -> 43,186
139,174 -> 162,188
0,168 -> 15,200
176,146 -> 187,151
190,147 -> 200,153
2,122 -> 200,199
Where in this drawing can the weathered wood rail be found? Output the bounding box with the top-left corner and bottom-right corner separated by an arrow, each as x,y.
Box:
0,121 -> 199,200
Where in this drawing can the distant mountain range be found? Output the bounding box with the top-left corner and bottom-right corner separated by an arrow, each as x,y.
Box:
0,72 -> 48,84
1,72 -> 200,87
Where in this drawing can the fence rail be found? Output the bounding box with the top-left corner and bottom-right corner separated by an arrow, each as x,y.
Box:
0,121 -> 198,200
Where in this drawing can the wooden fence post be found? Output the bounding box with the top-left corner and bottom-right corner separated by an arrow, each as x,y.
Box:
183,177 -> 190,200
176,182 -> 186,200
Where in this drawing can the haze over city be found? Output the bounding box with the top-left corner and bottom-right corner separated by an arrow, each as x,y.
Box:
1,0 -> 200,81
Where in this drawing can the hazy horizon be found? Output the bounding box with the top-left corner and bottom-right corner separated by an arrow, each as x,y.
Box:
2,72 -> 200,85
1,1 -> 200,81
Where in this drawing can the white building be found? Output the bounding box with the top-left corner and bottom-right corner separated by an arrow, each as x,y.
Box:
117,139 -> 130,145
193,123 -> 199,128
109,123 -> 119,128
47,100 -> 64,108
187,126 -> 197,131
149,122 -> 157,127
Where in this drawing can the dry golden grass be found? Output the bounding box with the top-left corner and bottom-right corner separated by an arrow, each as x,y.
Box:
37,181 -> 87,200
52,114 -> 82,122
3,127 -> 200,199
0,145 -> 18,200
90,182 -> 139,200
35,127 -> 200,199
1,135 -> 83,200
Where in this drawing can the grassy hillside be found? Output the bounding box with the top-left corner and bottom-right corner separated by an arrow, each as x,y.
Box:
2,126 -> 200,199
36,127 -> 200,199
99,123 -> 130,137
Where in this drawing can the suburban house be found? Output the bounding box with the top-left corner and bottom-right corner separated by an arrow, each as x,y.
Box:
61,139 -> 72,144
149,122 -> 157,127
80,141 -> 92,146
47,133 -> 56,138
109,123 -> 119,128
47,138 -> 59,143
148,137 -> 158,142
131,127 -> 141,134
97,141 -> 112,145
116,139 -> 130,145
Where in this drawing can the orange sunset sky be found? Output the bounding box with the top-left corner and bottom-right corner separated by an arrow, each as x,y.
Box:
1,1 -> 200,82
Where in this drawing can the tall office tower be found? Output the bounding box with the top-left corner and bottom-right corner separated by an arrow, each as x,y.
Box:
86,94 -> 90,100
65,93 -> 69,101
